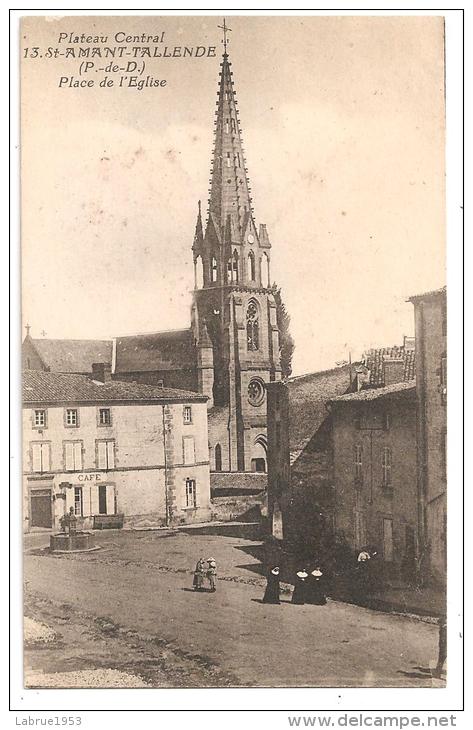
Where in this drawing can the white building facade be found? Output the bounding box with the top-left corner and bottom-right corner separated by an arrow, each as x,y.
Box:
23,370 -> 211,531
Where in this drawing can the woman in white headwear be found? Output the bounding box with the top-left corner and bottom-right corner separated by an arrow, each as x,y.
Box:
306,565 -> 327,605
262,566 -> 281,604
291,569 -> 308,605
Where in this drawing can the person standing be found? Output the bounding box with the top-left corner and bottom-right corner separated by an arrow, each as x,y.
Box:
306,566 -> 327,605
193,557 -> 206,591
262,567 -> 281,604
291,569 -> 308,605
206,557 -> 217,592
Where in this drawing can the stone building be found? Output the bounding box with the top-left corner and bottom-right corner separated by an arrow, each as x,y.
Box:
22,45 -> 282,479
22,368 -> 211,532
266,364 -> 354,548
329,381 -> 418,575
409,286 -> 447,584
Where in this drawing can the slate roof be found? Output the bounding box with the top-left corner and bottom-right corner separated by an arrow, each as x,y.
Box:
329,381 -> 416,403
287,364 -> 355,460
28,338 -> 113,373
22,370 -> 207,405
114,329 -> 197,374
362,345 -> 415,386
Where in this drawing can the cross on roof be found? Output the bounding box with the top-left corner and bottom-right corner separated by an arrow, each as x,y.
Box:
25,323 -> 31,337
41,330 -> 47,337
218,18 -> 232,54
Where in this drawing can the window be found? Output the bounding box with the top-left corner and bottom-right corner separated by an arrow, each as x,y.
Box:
64,441 -> 83,472
183,436 -> 195,465
231,118 -> 236,133
247,251 -> 256,281
246,300 -> 259,351
235,152 -> 241,167
225,119 -> 229,133
215,443 -> 222,472
74,487 -> 83,516
185,478 -> 197,508
248,378 -> 265,407
31,442 -> 51,473
211,255 -> 218,283
354,445 -> 363,484
99,408 -> 111,426
382,446 -> 392,488
65,409 -> 79,427
33,410 -> 47,428
226,152 -> 231,168
96,440 -> 115,470
227,250 -> 239,283
183,406 -> 192,424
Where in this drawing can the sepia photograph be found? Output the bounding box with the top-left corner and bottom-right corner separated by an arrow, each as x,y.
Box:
15,11 -> 458,701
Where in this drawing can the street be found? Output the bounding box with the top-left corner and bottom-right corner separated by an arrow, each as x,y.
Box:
23,527 -> 443,688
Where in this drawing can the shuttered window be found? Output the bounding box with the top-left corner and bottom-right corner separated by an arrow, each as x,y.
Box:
96,440 -> 115,470
64,441 -> 83,472
183,436 -> 195,465
31,442 -> 51,473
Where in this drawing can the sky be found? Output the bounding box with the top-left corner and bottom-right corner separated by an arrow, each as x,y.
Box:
21,15 -> 445,376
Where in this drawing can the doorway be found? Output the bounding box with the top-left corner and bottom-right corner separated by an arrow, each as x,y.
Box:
98,484 -> 107,515
30,488 -> 52,528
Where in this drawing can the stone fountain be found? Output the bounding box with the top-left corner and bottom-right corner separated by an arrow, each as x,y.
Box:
50,507 -> 98,553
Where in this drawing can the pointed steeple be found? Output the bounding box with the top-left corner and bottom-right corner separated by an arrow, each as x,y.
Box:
207,45 -> 253,239
192,200 -> 204,255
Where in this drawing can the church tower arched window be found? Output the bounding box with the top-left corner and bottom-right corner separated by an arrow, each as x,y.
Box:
247,299 -> 260,351
248,251 -> 256,282
211,255 -> 218,283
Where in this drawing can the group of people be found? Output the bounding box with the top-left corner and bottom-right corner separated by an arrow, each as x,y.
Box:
262,565 -> 327,606
193,557 -> 217,592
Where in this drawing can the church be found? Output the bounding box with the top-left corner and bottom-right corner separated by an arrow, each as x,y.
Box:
22,37 -> 282,478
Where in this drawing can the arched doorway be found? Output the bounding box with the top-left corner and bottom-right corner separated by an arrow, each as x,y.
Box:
251,434 -> 267,473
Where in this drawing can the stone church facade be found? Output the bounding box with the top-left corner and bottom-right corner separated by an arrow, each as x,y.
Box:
22,47 -> 282,476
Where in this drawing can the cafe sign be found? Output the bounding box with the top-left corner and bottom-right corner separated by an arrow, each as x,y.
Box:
77,473 -> 103,482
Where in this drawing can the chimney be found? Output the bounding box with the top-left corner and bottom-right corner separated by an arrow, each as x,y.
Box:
383,358 -> 405,386
91,362 -> 112,383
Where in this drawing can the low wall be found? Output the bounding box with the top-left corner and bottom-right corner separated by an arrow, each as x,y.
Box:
210,492 -> 267,523
210,471 -> 267,496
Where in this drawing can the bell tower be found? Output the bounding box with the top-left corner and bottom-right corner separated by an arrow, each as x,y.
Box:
192,21 -> 281,472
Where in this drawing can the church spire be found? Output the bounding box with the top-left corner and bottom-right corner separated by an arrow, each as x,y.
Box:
207,27 -> 253,238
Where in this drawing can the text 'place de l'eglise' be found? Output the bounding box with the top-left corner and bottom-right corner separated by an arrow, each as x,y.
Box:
22,29 -> 447,639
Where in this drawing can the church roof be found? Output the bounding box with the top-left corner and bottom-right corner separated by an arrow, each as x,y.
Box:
23,370 -> 206,405
27,337 -> 113,374
114,328 -> 197,374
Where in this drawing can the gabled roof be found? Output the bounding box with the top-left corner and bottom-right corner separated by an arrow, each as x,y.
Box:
329,380 -> 416,403
22,370 -> 207,405
114,329 -> 197,374
27,337 -> 112,373
287,364 -> 355,458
